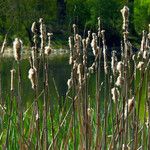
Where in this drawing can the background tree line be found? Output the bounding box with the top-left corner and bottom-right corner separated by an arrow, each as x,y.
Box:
0,0 -> 149,47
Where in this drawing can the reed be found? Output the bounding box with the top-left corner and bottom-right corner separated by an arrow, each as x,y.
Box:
0,5 -> 150,150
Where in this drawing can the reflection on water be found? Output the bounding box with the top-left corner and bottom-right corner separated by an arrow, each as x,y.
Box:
0,54 -> 71,106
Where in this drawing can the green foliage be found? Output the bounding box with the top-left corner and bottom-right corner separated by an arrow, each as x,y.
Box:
134,0 -> 150,34
0,0 -> 149,46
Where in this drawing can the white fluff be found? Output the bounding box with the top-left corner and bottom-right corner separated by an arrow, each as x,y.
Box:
13,38 -> 22,61
28,68 -> 37,89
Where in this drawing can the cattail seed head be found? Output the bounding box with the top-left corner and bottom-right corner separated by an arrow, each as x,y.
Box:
115,74 -> 124,87
137,61 -> 144,70
91,33 -> 98,56
67,78 -> 72,90
28,67 -> 37,89
121,6 -> 129,30
111,87 -> 120,103
13,38 -> 22,61
143,50 -> 149,60
31,22 -> 37,34
87,108 -> 94,118
111,51 -> 117,76
140,30 -> 146,52
124,97 -> 134,119
10,69 -> 16,91
44,46 -> 52,55
116,61 -> 124,74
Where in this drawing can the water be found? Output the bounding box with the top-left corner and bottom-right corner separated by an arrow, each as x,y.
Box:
0,53 -> 71,107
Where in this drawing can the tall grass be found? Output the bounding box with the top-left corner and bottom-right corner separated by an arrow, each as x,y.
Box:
0,6 -> 150,150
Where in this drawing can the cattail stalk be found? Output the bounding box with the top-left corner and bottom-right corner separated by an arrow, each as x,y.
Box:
5,69 -> 15,148
95,17 -> 102,150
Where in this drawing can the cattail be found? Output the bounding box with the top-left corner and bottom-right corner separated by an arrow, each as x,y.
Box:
88,63 -> 95,74
111,51 -> 117,76
120,6 -> 129,31
148,24 -> 150,40
143,50 -> 149,60
86,30 -> 91,47
67,78 -> 72,90
31,22 -> 37,34
10,69 -> 15,91
111,87 -> 120,103
87,108 -> 94,118
44,46 -> 52,55
45,32 -> 53,56
122,144 -> 130,150
28,67 -> 37,89
98,17 -> 101,37
116,61 -> 124,74
47,32 -> 53,47
91,33 -> 98,56
1,35 -> 7,54
73,24 -> 76,35
75,34 -> 82,54
31,47 -> 36,62
137,61 -> 144,70
101,30 -> 108,74
115,74 -> 124,87
39,18 -> 46,51
77,63 -> 83,86
13,38 -> 22,61
137,51 -> 143,59
68,37 -> 73,65
140,30 -> 146,52
124,97 -> 134,119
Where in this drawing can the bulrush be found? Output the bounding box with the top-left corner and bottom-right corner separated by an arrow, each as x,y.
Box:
120,6 -> 129,31
87,107 -> 94,118
31,22 -> 37,34
140,30 -> 146,52
10,69 -> 15,91
13,38 -> 22,61
143,50 -> 149,60
137,61 -> 144,70
86,31 -> 91,47
124,97 -> 134,119
101,30 -> 108,75
116,61 -> 124,74
44,46 -> 52,55
75,34 -> 82,54
44,33 -> 53,55
111,87 -> 120,103
91,33 -> 98,56
28,67 -> 37,89
67,78 -> 72,90
111,51 -> 117,76
115,74 -> 124,87
77,63 -> 83,86
69,36 -> 73,65
39,18 -> 46,51
88,63 -> 95,74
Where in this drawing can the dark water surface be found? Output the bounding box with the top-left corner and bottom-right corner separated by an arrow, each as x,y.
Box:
0,54 -> 71,107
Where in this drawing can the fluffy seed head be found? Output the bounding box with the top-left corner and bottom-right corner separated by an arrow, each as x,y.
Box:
116,61 -> 124,74
13,38 -> 22,61
31,22 -> 37,34
28,67 -> 37,89
115,75 -> 124,87
137,61 -> 144,70
44,46 -> 52,55
67,78 -> 72,90
124,97 -> 134,119
111,87 -> 120,103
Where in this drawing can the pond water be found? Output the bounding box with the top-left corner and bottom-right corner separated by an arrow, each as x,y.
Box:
0,53 -> 71,107
0,50 -> 105,111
